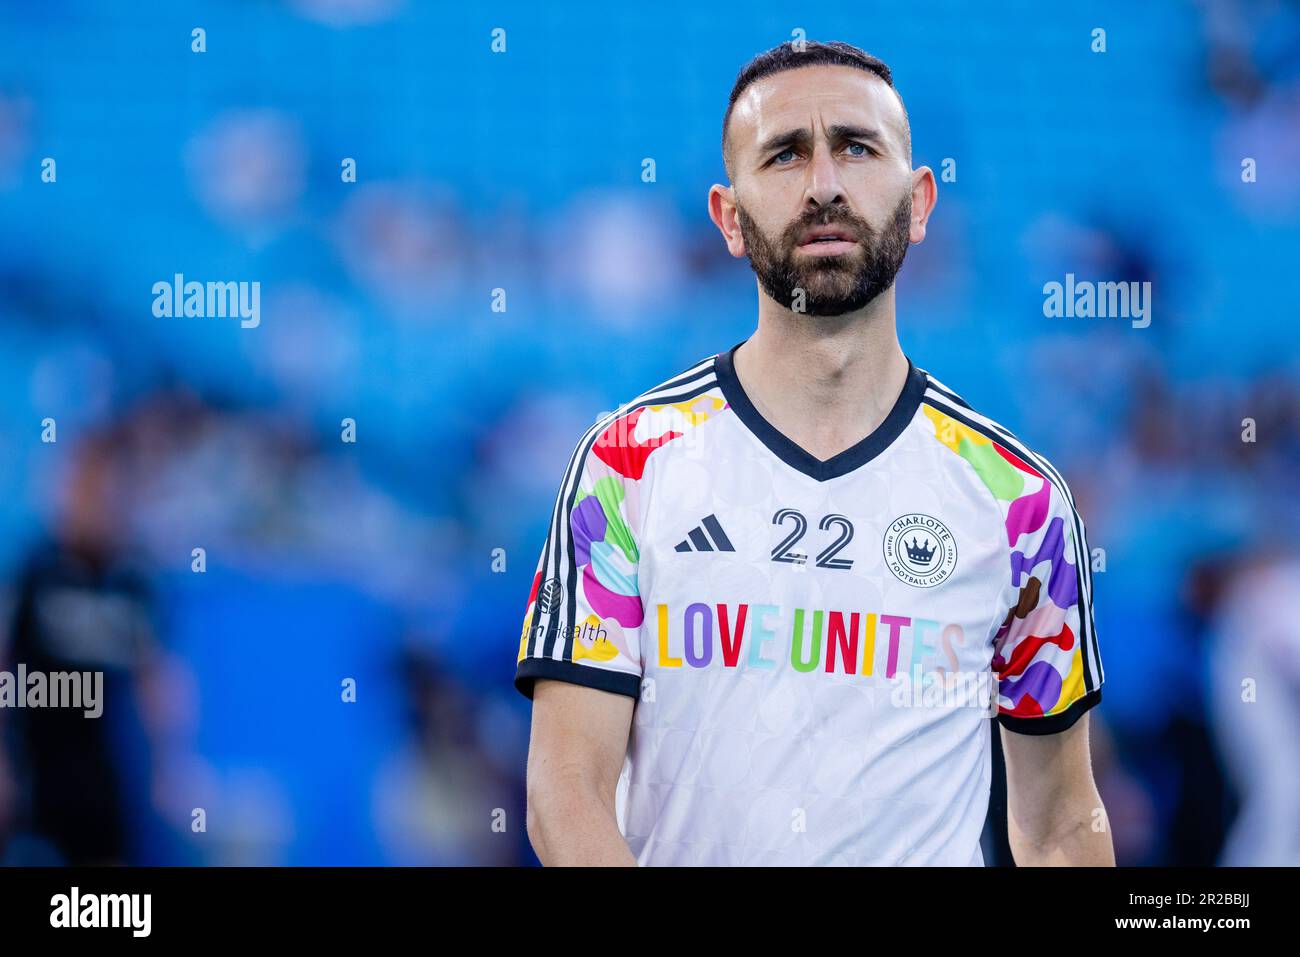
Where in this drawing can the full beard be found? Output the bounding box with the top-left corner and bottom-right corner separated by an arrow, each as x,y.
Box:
737,191 -> 913,317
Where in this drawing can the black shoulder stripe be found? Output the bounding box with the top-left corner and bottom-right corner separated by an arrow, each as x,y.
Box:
530,420 -> 596,661
919,372 -> 974,411
623,358 -> 718,406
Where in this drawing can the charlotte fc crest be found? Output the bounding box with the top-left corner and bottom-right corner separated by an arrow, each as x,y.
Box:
883,513 -> 957,587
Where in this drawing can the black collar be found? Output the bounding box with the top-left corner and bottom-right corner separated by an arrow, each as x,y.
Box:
713,339 -> 926,482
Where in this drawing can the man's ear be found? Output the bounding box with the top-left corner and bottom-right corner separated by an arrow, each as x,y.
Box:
908,166 -> 938,244
708,183 -> 746,258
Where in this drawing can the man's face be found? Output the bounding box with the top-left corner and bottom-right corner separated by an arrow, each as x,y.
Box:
724,65 -> 917,316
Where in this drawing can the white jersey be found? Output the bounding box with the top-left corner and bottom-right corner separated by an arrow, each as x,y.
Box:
515,342 -> 1104,866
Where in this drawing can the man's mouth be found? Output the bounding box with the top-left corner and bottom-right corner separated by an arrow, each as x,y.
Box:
796,225 -> 859,255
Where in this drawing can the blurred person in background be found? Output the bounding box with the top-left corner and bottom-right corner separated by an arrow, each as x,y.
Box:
1,424 -> 162,865
1209,550 -> 1300,866
372,645 -> 523,866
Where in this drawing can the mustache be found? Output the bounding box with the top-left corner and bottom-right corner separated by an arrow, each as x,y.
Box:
780,206 -> 872,247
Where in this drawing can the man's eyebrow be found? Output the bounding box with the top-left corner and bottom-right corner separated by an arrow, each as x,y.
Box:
756,127 -> 812,156
827,124 -> 884,144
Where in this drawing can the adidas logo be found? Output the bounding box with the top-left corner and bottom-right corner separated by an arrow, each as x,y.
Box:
674,514 -> 735,553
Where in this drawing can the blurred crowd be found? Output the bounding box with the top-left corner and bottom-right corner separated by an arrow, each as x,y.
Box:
1,1 -> 1298,865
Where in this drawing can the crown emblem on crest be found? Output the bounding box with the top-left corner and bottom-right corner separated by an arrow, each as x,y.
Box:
905,536 -> 936,565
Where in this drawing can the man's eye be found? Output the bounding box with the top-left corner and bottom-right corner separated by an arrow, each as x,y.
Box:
846,142 -> 871,157
774,149 -> 796,164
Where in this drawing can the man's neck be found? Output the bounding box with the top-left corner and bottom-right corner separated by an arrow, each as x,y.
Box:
731,288 -> 910,463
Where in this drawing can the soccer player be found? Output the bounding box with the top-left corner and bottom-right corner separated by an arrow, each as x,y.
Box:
515,41 -> 1110,866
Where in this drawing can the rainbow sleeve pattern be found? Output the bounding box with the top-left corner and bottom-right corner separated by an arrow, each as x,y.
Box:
923,405 -> 1099,725
516,390 -> 726,692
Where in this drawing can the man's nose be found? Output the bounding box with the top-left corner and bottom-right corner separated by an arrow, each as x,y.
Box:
803,144 -> 846,209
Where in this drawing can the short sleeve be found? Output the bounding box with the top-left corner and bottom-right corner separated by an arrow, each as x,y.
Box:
992,462 -> 1103,735
514,415 -> 646,701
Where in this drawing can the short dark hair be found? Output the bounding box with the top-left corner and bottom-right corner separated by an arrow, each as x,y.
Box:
721,40 -> 909,178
